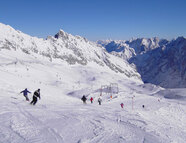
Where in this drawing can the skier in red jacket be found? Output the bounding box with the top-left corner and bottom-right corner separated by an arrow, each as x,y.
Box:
120,103 -> 124,108
90,97 -> 93,103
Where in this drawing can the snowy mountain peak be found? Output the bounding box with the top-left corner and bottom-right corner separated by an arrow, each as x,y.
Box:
54,29 -> 70,40
99,36 -> 186,88
0,23 -> 13,31
0,22 -> 141,82
0,23 -> 17,38
98,37 -> 169,56
174,36 -> 186,45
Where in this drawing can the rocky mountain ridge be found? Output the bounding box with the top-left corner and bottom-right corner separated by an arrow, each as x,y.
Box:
0,23 -> 141,81
98,37 -> 186,88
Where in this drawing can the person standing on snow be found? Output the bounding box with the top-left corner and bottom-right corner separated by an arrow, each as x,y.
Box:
90,97 -> 93,103
98,97 -> 102,105
30,89 -> 41,105
81,95 -> 87,104
20,88 -> 31,101
120,103 -> 124,108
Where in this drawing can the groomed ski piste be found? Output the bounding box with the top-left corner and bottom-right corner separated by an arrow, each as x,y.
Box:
0,50 -> 186,143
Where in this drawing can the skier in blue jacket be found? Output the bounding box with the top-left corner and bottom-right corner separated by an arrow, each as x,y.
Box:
20,88 -> 31,101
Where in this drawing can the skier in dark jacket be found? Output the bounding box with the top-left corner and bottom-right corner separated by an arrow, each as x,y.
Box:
81,95 -> 87,104
20,88 -> 31,101
98,97 -> 102,105
30,89 -> 40,105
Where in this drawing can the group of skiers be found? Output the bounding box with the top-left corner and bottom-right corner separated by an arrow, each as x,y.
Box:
20,88 -> 146,109
81,95 -> 102,105
20,88 -> 41,105
81,96 -> 146,109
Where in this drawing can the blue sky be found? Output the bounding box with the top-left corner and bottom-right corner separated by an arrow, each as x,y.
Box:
0,0 -> 186,41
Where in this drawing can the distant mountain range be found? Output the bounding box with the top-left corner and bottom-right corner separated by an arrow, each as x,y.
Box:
98,37 -> 186,88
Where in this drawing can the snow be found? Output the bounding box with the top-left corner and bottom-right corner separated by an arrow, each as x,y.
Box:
99,37 -> 186,88
0,49 -> 186,143
0,22 -> 141,81
0,23 -> 186,143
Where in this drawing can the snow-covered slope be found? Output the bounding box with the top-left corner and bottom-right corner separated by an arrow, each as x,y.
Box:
0,50 -> 186,142
0,23 -> 140,80
98,37 -> 186,88
1,23 -> 186,143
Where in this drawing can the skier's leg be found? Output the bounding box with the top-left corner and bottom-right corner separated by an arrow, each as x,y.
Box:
33,97 -> 37,105
24,95 -> 27,100
25,95 -> 29,101
30,97 -> 34,104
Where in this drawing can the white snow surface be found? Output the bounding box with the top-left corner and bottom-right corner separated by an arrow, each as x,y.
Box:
0,49 -> 186,143
0,23 -> 141,81
0,23 -> 186,143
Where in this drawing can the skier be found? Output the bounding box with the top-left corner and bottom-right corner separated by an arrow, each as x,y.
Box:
81,95 -> 87,104
20,88 -> 31,101
98,97 -> 102,105
30,89 -> 41,105
120,103 -> 124,108
90,97 -> 93,103
142,105 -> 145,108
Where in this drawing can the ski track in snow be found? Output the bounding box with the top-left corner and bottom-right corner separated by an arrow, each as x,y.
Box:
1,87 -> 186,143
3,100 -> 163,143
0,49 -> 185,143
4,101 -> 63,143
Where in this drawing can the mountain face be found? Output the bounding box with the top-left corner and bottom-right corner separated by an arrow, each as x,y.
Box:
97,38 -> 169,58
1,22 -> 185,88
98,37 -> 186,88
97,38 -> 169,61
0,23 -> 141,81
